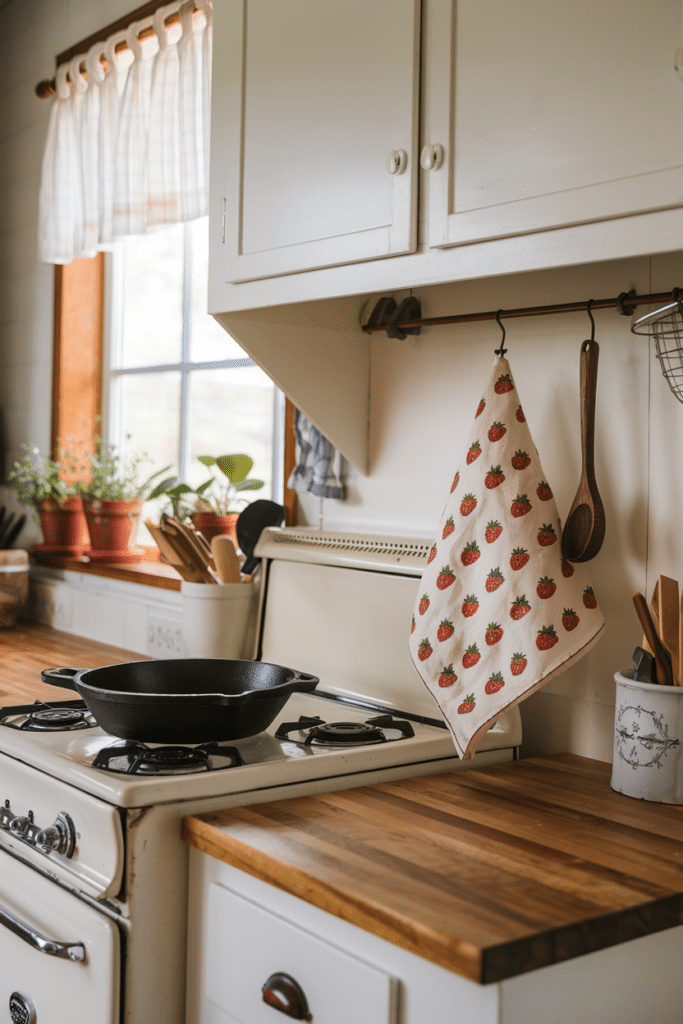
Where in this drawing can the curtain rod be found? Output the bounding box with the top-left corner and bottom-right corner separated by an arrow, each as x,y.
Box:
361,289 -> 678,335
35,3 -> 200,98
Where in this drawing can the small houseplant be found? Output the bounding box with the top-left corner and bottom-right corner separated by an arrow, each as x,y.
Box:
8,441 -> 89,553
166,454 -> 264,545
81,438 -> 175,559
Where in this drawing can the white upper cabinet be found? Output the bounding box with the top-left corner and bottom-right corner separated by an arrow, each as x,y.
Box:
424,0 -> 683,248
211,0 -> 421,283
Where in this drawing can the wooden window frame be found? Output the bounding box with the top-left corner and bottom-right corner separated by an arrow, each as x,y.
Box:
51,256 -> 297,587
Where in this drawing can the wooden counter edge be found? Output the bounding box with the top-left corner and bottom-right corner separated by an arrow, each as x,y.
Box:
182,813 -> 485,983
182,756 -> 683,985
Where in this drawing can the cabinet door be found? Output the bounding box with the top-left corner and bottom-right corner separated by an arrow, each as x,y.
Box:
211,0 -> 420,283
424,0 -> 683,248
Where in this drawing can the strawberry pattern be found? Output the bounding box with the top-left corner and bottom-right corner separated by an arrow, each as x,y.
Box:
409,355 -> 605,761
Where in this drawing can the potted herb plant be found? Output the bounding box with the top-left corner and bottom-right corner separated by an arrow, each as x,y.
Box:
82,438 -> 175,561
168,454 -> 264,545
8,441 -> 89,554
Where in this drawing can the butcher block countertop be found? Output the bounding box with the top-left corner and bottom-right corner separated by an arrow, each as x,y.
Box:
0,621 -> 143,705
183,754 -> 683,985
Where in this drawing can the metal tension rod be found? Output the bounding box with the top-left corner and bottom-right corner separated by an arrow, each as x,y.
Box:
361,289 -> 679,335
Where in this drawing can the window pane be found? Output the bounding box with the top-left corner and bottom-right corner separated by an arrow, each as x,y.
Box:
114,372 -> 181,543
189,217 -> 247,362
117,225 -> 184,367
115,371 -> 181,476
187,366 -> 275,498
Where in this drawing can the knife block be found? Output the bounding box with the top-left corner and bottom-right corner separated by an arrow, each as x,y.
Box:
181,581 -> 257,660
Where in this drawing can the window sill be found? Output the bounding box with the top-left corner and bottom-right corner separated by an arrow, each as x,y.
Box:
30,550 -> 182,592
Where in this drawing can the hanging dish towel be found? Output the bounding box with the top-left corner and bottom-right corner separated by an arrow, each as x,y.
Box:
409,354 -> 605,760
287,411 -> 345,499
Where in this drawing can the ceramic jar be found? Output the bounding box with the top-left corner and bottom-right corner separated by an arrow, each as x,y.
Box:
611,670 -> 683,804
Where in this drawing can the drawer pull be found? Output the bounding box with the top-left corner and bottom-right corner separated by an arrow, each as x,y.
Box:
262,972 -> 312,1021
0,903 -> 85,962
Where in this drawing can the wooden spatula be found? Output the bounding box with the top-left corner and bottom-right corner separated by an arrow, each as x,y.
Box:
633,593 -> 673,685
211,535 -> 242,584
656,576 -> 680,686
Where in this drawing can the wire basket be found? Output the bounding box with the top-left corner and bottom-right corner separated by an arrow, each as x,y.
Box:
631,292 -> 683,403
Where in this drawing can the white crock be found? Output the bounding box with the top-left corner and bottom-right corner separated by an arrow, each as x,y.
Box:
181,581 -> 257,660
611,671 -> 683,804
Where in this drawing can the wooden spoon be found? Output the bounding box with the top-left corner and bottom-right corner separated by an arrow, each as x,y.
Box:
561,339 -> 606,563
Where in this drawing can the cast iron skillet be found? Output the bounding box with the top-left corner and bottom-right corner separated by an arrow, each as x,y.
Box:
41,660 -> 319,743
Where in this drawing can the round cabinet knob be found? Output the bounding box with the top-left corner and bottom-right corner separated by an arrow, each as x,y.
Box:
262,973 -> 312,1021
385,149 -> 407,175
420,144 -> 444,170
9,992 -> 37,1024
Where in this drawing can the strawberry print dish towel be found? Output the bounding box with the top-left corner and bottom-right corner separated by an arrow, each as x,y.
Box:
408,354 -> 605,761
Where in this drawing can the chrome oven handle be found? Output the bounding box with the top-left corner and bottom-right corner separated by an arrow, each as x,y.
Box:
0,903 -> 86,962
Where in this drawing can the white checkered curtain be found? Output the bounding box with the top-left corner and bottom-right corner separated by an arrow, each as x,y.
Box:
147,4 -> 182,225
37,1 -> 213,264
38,64 -> 81,264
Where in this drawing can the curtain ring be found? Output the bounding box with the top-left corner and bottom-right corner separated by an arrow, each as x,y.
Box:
495,310 -> 507,357
586,299 -> 595,342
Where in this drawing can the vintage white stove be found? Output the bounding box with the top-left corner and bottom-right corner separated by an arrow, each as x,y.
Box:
0,529 -> 521,1024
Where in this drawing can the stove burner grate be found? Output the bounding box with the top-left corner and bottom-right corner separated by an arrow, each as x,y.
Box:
92,740 -> 245,775
0,699 -> 97,731
275,714 -> 415,747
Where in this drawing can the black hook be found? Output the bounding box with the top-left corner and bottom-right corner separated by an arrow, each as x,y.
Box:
586,299 -> 595,342
494,309 -> 507,357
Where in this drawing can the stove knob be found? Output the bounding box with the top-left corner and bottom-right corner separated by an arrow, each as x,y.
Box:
9,992 -> 37,1024
35,813 -> 76,859
9,816 -> 30,839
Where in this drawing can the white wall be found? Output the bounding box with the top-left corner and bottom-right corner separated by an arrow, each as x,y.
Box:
295,251 -> 683,761
2,0 -> 682,762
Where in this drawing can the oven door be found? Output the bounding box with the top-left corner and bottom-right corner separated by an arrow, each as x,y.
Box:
0,850 -> 120,1024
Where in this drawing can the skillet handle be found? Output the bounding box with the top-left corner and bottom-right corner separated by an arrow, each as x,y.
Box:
288,671 -> 319,692
40,667 -> 81,692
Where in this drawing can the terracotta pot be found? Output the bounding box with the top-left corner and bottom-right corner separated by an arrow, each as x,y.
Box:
36,496 -> 89,554
82,499 -> 144,560
190,512 -> 239,548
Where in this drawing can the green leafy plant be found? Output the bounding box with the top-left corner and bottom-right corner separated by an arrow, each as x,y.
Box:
8,440 -> 87,514
83,437 -> 176,502
166,454 -> 264,518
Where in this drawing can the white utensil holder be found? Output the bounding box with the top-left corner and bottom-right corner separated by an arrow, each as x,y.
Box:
611,671 -> 683,804
181,581 -> 257,660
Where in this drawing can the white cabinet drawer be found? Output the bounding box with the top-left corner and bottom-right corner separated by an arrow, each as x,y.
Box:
205,882 -> 399,1024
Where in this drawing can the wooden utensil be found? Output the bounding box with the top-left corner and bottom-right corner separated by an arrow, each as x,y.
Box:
632,592 -> 673,685
561,339 -> 606,563
211,535 -> 242,584
656,575 -> 680,686
146,521 -> 211,583
159,516 -> 217,584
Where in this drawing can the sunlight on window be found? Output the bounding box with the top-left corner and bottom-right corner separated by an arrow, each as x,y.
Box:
107,217 -> 280,537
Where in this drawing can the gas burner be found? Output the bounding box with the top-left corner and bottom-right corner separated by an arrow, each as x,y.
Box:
92,740 -> 245,776
0,700 -> 97,732
275,714 -> 415,747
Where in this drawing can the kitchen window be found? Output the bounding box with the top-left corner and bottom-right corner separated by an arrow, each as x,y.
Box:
103,216 -> 284,535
